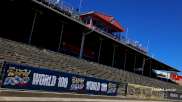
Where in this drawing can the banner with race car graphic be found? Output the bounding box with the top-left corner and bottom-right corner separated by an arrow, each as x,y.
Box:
0,62 -> 119,96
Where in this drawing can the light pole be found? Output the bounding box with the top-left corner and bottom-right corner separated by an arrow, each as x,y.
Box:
79,0 -> 83,12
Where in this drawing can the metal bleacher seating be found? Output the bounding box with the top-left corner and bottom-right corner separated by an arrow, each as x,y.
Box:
0,37 -> 182,91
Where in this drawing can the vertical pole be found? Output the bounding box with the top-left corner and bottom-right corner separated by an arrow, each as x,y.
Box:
125,26 -> 128,40
133,54 -> 137,73
142,57 -> 146,75
125,83 -> 128,96
60,0 -> 64,9
79,33 -> 86,59
29,12 -> 37,44
149,58 -> 152,77
167,72 -> 170,82
147,40 -> 150,52
112,45 -> 116,67
0,62 -> 5,85
79,0 -> 83,12
97,38 -> 103,63
89,17 -> 93,28
123,50 -> 127,71
58,24 -> 64,52
123,50 -> 127,83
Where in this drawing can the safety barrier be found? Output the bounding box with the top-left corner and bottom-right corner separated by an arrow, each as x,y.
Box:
165,91 -> 182,100
0,61 -> 120,96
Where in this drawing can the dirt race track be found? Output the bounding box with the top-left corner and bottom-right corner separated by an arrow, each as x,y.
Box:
0,97 -> 174,102
0,89 -> 180,102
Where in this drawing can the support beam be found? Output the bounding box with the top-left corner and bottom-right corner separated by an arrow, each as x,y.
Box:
123,50 -> 127,71
97,38 -> 103,63
123,50 -> 128,83
112,45 -> 117,67
58,24 -> 64,52
133,54 -> 137,73
79,33 -> 86,59
149,58 -> 152,77
142,57 -> 146,75
28,12 -> 37,44
79,29 -> 94,59
89,17 -> 93,28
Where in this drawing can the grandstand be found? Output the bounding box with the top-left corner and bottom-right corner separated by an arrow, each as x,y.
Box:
0,37 -> 181,90
0,0 -> 182,101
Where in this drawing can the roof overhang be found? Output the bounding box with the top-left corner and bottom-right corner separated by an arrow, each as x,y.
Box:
80,11 -> 125,32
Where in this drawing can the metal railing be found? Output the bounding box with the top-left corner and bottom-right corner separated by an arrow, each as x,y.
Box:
36,0 -> 147,54
126,39 -> 147,53
91,26 -> 147,53
37,0 -> 81,21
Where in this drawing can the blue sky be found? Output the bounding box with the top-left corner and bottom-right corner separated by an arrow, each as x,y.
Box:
64,0 -> 182,73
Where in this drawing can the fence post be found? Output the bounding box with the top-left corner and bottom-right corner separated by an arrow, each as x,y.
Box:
125,83 -> 128,96
0,61 -> 5,87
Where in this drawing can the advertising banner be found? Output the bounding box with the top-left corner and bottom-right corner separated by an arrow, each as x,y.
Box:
1,62 -> 118,96
165,91 -> 182,100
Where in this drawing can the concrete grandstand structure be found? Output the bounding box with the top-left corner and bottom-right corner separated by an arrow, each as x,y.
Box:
0,0 -> 182,101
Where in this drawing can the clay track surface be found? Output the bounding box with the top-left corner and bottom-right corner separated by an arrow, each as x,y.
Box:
0,89 -> 177,102
0,97 -> 171,102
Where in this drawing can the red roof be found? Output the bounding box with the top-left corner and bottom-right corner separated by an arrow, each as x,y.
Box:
80,11 -> 125,32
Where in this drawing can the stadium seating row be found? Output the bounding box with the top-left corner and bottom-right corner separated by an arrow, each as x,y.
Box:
0,38 -> 181,92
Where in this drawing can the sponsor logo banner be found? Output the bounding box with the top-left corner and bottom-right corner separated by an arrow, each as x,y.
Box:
166,91 -> 182,100
1,62 -> 118,96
